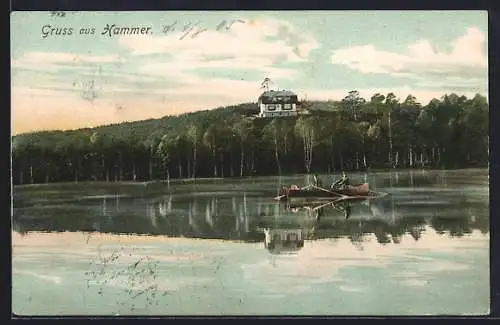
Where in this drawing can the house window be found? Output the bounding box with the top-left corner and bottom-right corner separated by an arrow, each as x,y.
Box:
283,103 -> 292,110
267,104 -> 276,111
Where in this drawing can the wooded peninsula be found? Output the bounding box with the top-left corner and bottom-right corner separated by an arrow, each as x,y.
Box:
11,91 -> 489,185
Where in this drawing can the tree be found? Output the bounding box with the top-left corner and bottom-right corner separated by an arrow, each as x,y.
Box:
370,93 -> 385,104
341,90 -> 366,121
11,93 -> 489,184
203,126 -> 219,177
366,93 -> 386,116
143,133 -> 161,180
89,131 -> 111,181
186,124 -> 200,178
294,116 -> 319,174
260,77 -> 273,91
232,119 -> 253,177
383,93 -> 400,165
156,134 -> 175,181
12,136 -> 36,184
366,121 -> 382,165
318,113 -> 341,173
356,121 -> 371,168
403,94 -> 420,108
263,119 -> 285,175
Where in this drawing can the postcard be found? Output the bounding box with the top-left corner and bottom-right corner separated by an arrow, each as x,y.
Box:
11,10 -> 489,316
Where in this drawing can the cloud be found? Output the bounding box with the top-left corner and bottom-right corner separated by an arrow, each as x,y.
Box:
11,18 -> 318,134
120,18 -> 319,80
120,18 -> 317,59
240,227 -> 487,296
330,27 -> 487,92
12,52 -> 126,70
14,18 -> 488,134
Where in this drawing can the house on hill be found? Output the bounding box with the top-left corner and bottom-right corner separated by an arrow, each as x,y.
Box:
257,90 -> 301,118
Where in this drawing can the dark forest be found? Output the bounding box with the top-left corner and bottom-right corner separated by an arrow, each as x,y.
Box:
11,91 -> 489,185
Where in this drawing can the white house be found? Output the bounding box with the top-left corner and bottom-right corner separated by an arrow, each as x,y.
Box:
258,90 -> 300,118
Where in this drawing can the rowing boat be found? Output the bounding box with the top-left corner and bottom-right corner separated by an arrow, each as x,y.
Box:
275,183 -> 387,202
277,183 -> 368,199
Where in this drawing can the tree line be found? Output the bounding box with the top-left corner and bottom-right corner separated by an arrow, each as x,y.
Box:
11,91 -> 489,185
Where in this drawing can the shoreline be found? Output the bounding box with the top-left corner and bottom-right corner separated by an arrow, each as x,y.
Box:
11,167 -> 489,188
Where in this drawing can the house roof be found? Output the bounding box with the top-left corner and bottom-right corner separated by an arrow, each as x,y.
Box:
259,90 -> 297,97
258,90 -> 299,104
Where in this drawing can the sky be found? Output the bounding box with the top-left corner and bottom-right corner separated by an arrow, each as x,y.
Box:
11,11 -> 488,135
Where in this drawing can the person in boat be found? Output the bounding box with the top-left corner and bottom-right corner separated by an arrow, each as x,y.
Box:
313,174 -> 323,187
331,172 -> 350,190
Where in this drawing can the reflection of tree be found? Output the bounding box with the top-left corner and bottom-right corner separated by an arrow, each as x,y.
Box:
13,191 -> 489,248
372,221 -> 392,244
388,223 -> 406,244
12,220 -> 28,236
475,215 -> 490,234
430,217 -> 471,238
347,222 -> 366,250
295,199 -> 489,248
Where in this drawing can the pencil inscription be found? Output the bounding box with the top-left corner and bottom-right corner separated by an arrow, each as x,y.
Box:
161,19 -> 246,39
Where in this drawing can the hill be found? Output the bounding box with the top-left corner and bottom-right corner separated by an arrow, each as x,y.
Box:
11,93 -> 489,185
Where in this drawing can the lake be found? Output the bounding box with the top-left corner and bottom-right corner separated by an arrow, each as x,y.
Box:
12,169 -> 490,316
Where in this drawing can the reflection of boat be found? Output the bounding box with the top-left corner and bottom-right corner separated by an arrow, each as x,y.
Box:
277,183 -> 386,203
286,200 -> 351,220
305,183 -> 369,197
263,228 -> 305,254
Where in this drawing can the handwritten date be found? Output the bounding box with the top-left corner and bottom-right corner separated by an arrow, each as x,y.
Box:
162,19 -> 246,39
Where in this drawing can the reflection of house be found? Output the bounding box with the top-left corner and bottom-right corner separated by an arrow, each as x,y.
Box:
258,90 -> 300,118
263,228 -> 305,254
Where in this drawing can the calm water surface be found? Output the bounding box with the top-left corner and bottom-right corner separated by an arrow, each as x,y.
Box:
12,169 -> 490,316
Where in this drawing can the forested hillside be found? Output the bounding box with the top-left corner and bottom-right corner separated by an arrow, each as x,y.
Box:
11,91 -> 489,185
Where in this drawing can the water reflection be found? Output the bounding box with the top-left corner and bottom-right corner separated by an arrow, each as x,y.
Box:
12,170 -> 488,252
263,228 -> 305,255
13,191 -> 489,253
11,171 -> 490,316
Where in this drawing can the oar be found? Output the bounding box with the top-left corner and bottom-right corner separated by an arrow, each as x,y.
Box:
312,199 -> 340,211
273,194 -> 287,201
310,184 -> 344,196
